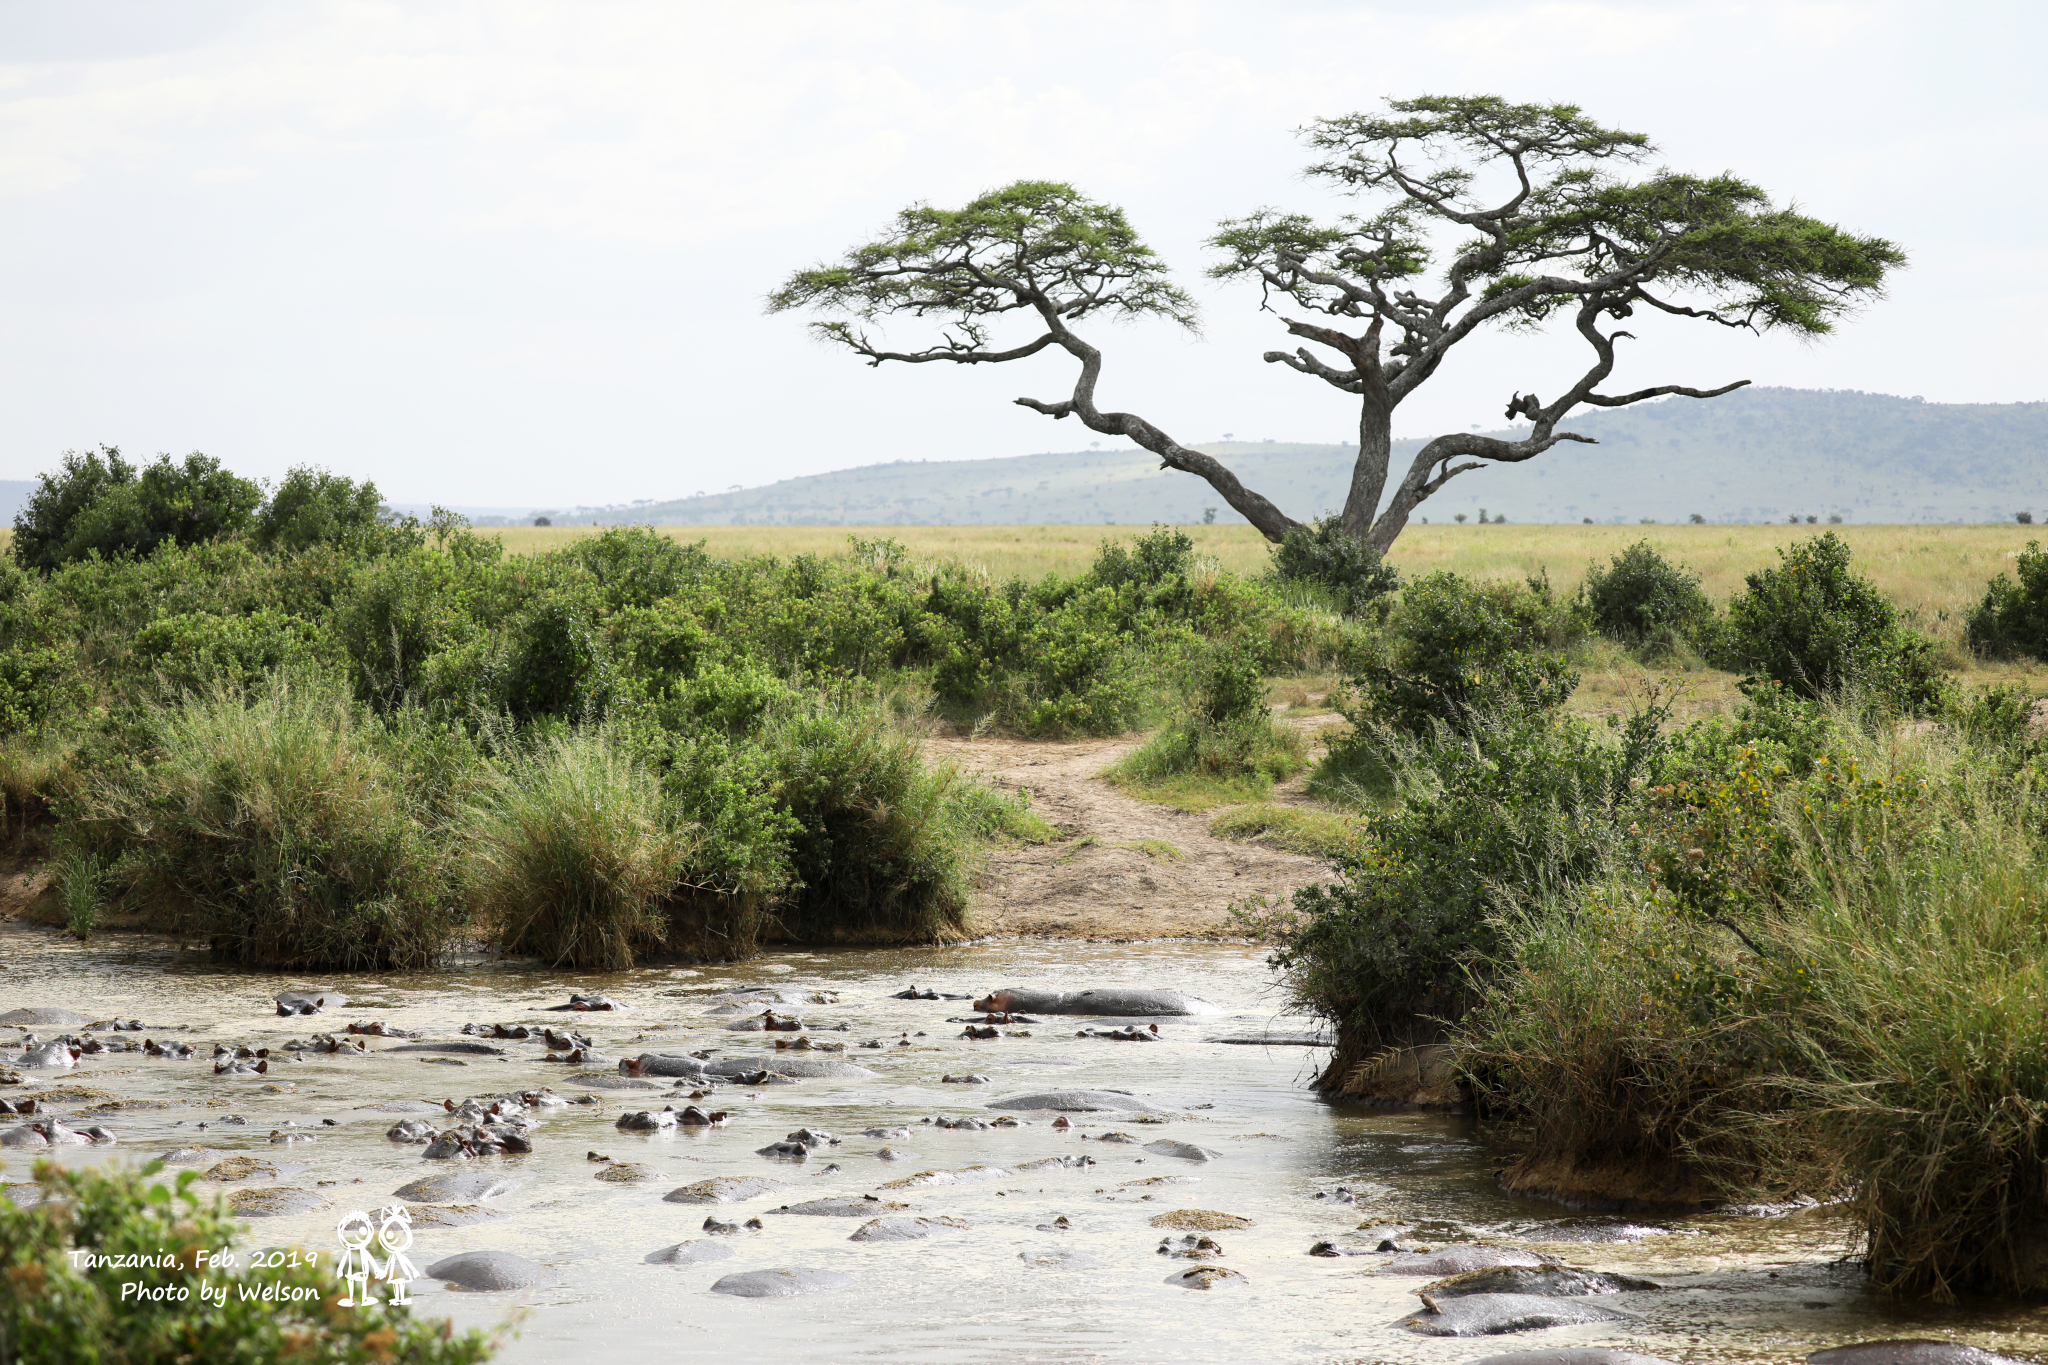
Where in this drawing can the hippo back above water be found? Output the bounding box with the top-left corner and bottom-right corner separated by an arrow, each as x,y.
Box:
971,987 -> 1223,1017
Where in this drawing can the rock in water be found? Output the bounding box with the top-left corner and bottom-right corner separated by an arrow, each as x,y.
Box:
1809,1345 -> 2037,1365
393,1172 -> 521,1202
426,1250 -> 563,1291
645,1240 -> 735,1266
972,987 -> 1223,1016
985,1090 -> 1156,1114
1144,1140 -> 1220,1162
387,1042 -> 506,1055
1394,1292 -> 1630,1336
1165,1266 -> 1247,1290
273,990 -> 347,1017
848,1216 -> 968,1243
709,1268 -> 855,1298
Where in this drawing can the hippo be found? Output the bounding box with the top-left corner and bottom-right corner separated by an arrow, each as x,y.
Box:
709,1268 -> 853,1298
226,1187 -> 331,1218
20,1040 -> 81,1068
770,1196 -> 909,1218
849,1216 -> 967,1242
645,1240 -> 735,1266
621,1054 -> 711,1080
702,1056 -> 878,1080
545,993 -> 625,1012
274,990 -> 347,1016
427,1250 -> 563,1291
1809,1346 -> 2036,1365
985,1089 -> 1157,1114
0,1008 -> 93,1028
1423,1266 -> 1657,1298
394,1172 -> 520,1202
1379,1246 -> 1557,1277
1394,1292 -> 1630,1336
1165,1266 -> 1247,1290
2,1120 -> 111,1147
971,988 -> 1222,1017
662,1176 -> 793,1204
389,1041 -> 507,1056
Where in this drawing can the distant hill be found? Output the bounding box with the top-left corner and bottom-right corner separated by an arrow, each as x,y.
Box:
0,481 -> 34,524
535,388 -> 2048,527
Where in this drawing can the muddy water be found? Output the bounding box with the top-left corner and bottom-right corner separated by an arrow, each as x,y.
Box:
6,922 -> 2048,1364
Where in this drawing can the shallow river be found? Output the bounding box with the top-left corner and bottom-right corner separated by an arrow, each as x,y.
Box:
6,922 -> 2047,1364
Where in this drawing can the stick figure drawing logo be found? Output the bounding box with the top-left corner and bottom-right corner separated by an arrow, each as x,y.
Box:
334,1206 -> 421,1305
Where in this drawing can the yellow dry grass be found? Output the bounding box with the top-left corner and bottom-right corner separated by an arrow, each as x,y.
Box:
484,522 -> 1277,581
484,521 -> 2040,616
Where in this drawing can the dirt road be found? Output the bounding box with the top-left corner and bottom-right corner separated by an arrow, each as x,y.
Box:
928,733 -> 1330,940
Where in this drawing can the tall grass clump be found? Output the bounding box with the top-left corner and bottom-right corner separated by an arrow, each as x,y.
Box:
1459,878 -> 1813,1210
70,676 -> 454,969
1769,747 -> 2048,1299
55,847 -> 103,941
466,730 -> 703,969
765,704 -> 1003,944
1108,644 -> 1308,807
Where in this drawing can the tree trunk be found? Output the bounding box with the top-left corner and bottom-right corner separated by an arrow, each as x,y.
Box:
1340,391 -> 1394,542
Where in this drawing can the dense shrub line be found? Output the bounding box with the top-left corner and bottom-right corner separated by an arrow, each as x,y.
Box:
2,454 -> 1337,968
1257,534 -> 2048,1300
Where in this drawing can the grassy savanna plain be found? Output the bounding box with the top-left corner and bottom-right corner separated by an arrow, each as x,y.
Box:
484,521 -> 2048,722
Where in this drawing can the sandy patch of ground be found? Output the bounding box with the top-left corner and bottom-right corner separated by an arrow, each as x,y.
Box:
930,734 -> 1329,941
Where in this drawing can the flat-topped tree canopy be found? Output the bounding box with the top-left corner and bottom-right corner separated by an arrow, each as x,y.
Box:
772,97 -> 1903,554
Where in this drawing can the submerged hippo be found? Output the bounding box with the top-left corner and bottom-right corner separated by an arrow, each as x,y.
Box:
971,988 -> 1222,1017
274,990 -> 347,1017
1395,1291 -> 1630,1336
620,1053 -> 710,1079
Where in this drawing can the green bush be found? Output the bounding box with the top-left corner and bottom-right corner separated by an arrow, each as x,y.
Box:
69,677 -> 457,969
1351,571 -> 1582,738
1276,704 -> 1657,1063
1965,540 -> 2048,662
1581,539 -> 1716,655
1272,516 -> 1400,618
1107,642 -> 1308,805
1724,532 -> 1945,711
252,465 -> 385,554
0,1159 -> 496,1365
12,449 -> 262,573
764,703 -> 1000,943
466,730 -> 702,969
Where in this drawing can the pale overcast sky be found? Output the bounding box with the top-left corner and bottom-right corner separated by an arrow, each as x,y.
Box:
2,0 -> 2041,508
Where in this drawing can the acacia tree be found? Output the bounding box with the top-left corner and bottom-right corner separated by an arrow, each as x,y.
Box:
771,96 -> 1902,552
